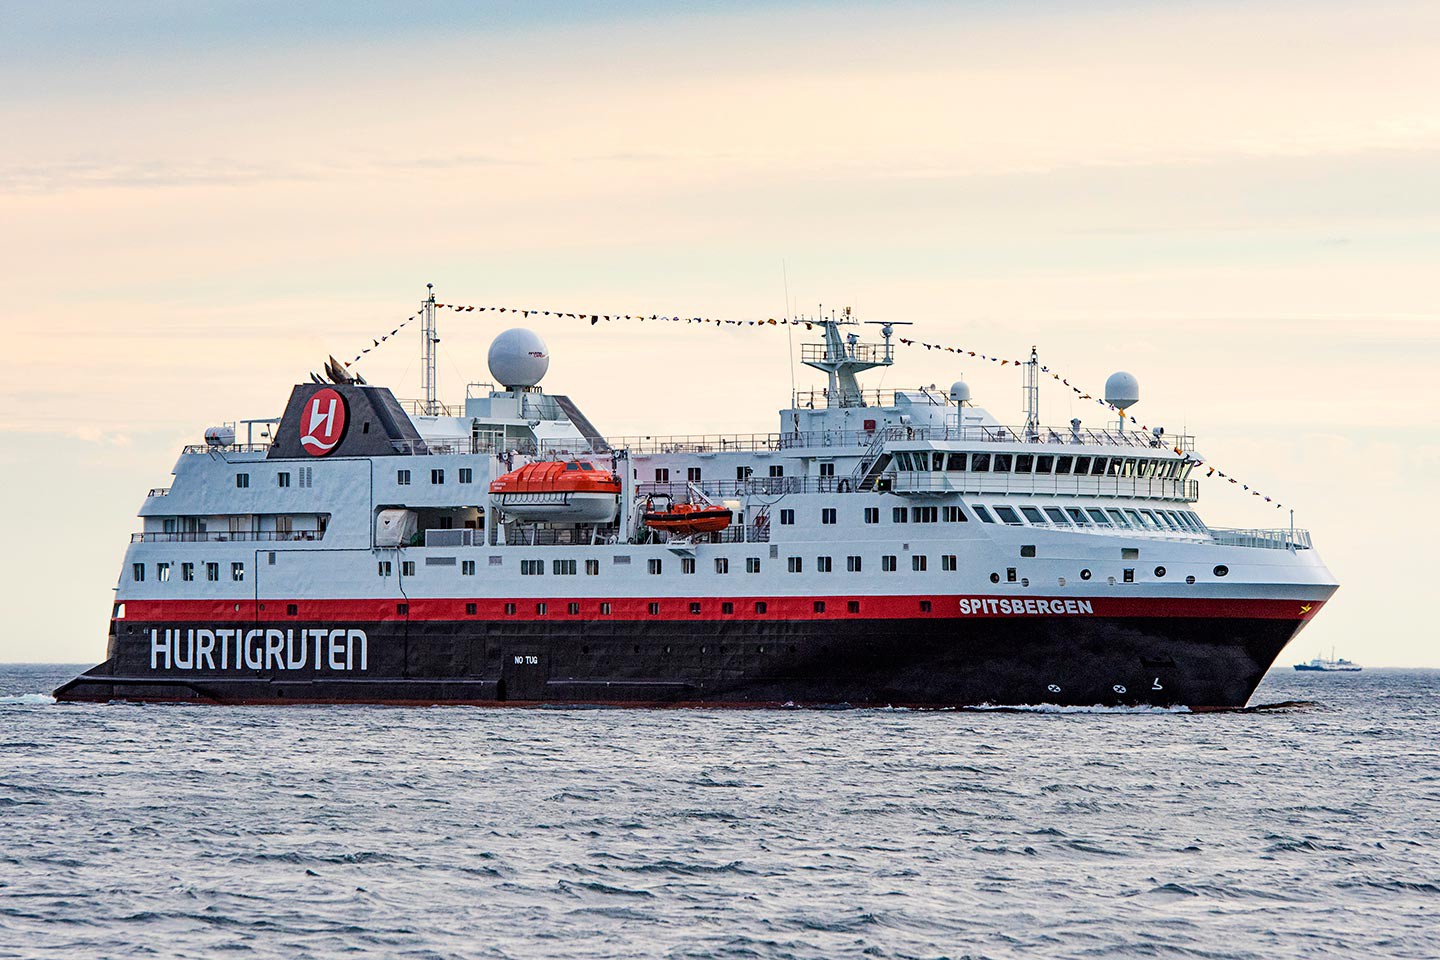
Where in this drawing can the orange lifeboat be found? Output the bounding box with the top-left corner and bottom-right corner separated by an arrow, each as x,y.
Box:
489,461 -> 621,523
642,499 -> 732,536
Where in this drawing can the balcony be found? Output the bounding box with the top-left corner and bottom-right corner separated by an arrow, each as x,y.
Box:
1208,528 -> 1312,551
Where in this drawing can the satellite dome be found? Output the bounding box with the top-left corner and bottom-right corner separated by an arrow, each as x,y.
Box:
948,380 -> 972,404
1104,371 -> 1140,410
488,328 -> 550,389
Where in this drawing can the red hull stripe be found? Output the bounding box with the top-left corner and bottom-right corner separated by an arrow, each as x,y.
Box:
119,596 -> 1325,622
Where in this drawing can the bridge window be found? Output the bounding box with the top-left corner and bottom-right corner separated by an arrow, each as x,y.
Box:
1066,508 -> 1090,526
1035,455 -> 1053,475
1020,506 -> 1045,524
971,453 -> 990,472
1087,508 -> 1110,526
971,504 -> 995,523
992,454 -> 1012,472
1106,509 -> 1130,528
1044,507 -> 1069,525
1014,454 -> 1034,473
1090,458 -> 1108,476
1055,456 -> 1073,475
1073,456 -> 1091,474
994,506 -> 1022,525
946,453 -> 967,472
1125,509 -> 1148,529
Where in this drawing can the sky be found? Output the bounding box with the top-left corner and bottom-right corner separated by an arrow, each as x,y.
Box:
1,0 -> 1437,665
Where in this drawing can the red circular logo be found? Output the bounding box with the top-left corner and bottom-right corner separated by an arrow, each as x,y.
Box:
299,388 -> 347,456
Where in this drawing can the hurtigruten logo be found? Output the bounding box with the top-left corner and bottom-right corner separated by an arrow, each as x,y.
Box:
150,628 -> 368,672
299,387 -> 347,456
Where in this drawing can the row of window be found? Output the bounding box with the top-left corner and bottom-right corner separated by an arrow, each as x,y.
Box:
490,599 -> 891,617
377,553 -> 963,578
134,561 -> 243,583
236,467 -> 318,489
893,451 -> 1194,481
779,505 -> 969,526
970,503 -> 1205,534
395,468 -> 475,486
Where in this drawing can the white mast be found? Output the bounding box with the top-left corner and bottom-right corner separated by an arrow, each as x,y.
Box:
421,283 -> 439,415
1023,346 -> 1039,440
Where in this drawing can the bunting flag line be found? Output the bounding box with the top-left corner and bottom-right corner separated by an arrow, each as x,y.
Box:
346,313 -> 420,367
352,299 -> 1287,509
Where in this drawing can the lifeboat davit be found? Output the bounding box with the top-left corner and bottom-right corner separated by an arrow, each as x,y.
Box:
489,461 -> 620,524
642,500 -> 732,536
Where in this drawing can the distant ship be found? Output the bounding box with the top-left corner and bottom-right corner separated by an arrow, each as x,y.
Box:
1293,649 -> 1361,672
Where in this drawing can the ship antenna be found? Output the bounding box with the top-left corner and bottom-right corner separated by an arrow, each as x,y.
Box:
422,282 -> 439,415
1023,346 -> 1040,440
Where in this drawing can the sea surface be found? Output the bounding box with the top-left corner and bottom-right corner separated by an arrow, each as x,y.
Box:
1,665 -> 1437,960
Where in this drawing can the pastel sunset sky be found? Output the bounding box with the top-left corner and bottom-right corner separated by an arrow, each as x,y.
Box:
1,1 -> 1436,664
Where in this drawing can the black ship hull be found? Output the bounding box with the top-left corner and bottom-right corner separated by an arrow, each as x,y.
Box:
54,612 -> 1312,709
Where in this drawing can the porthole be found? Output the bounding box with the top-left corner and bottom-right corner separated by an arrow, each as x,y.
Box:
990,572 -> 1001,584
1080,569 -> 1092,581
757,645 -> 766,653
1186,575 -> 1196,584
700,645 -> 707,654
1021,577 -> 1030,587
1154,566 -> 1167,578
664,645 -> 672,654
1213,564 -> 1229,577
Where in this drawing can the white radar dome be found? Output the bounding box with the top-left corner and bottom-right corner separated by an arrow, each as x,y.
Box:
948,380 -> 972,404
1104,371 -> 1140,410
488,327 -> 550,389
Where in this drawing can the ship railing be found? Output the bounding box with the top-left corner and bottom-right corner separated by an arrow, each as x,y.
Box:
181,442 -> 272,455
1208,527 -> 1312,551
636,477 -> 859,500
791,387 -> 937,409
396,398 -> 467,417
889,472 -> 1201,502
132,530 -> 327,543
493,524 -> 769,547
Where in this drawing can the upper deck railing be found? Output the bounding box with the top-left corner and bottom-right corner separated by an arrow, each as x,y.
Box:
1208,527 -> 1312,551
182,422 -> 1192,458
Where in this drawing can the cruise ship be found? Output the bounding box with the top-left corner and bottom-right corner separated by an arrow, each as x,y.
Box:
55,290 -> 1337,708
